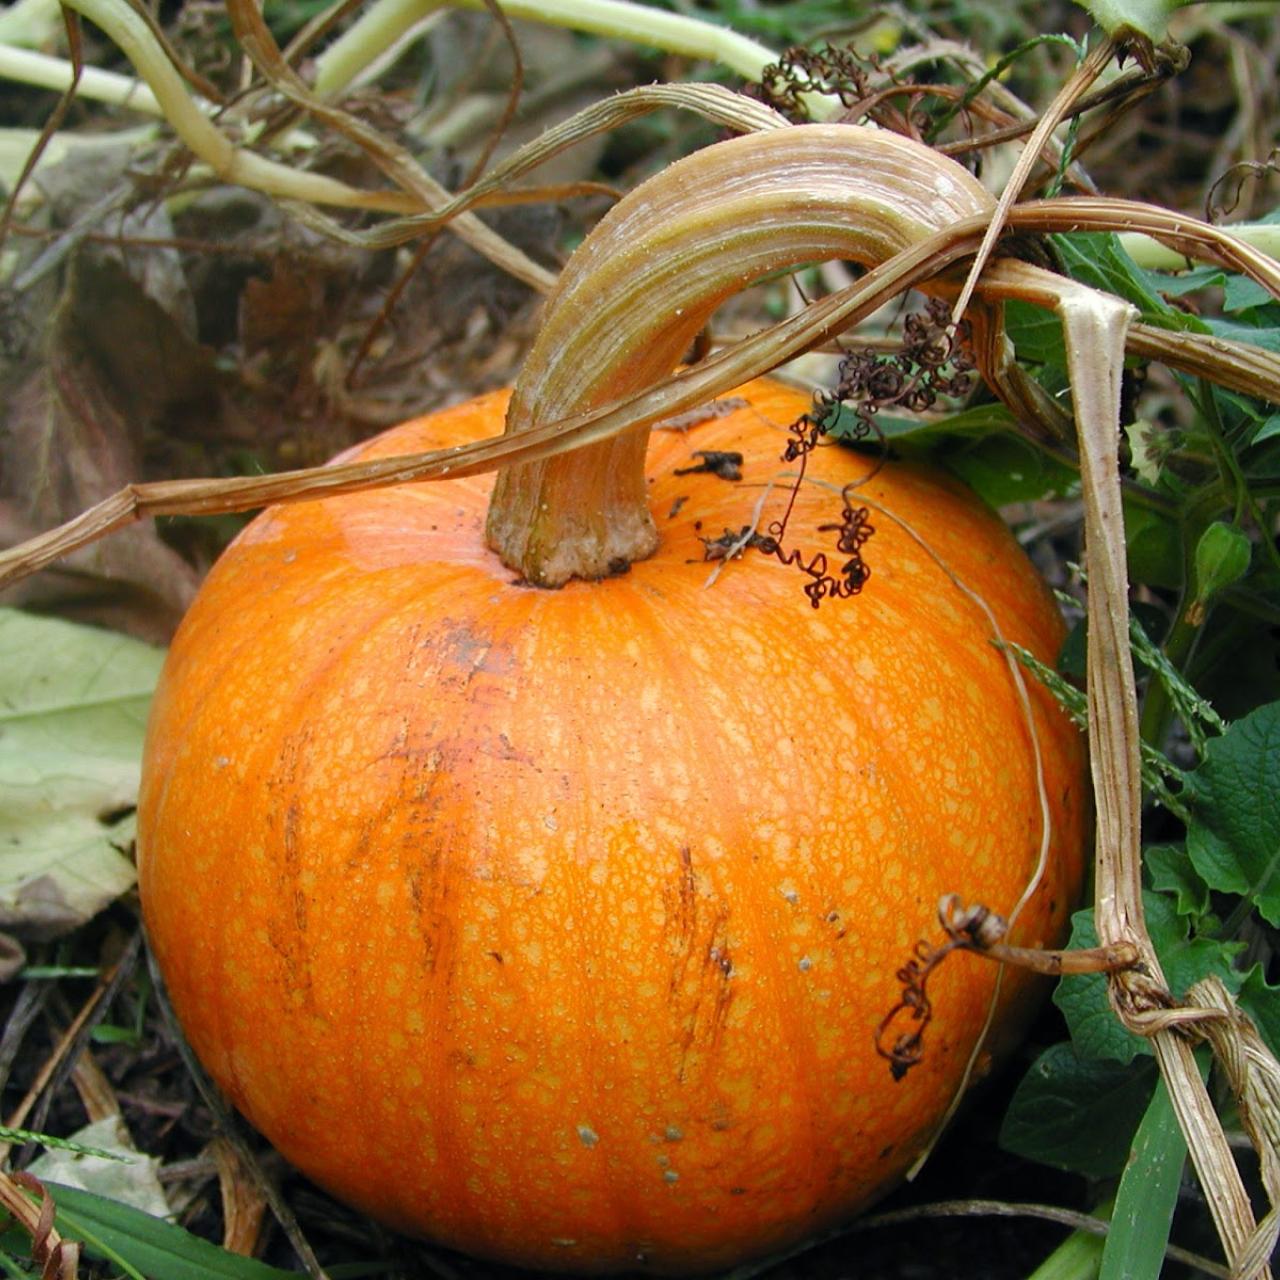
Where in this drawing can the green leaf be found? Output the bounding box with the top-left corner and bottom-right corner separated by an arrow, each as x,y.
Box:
1223,274 -> 1276,314
43,1182 -> 301,1280
1050,231 -> 1202,332
1054,911 -> 1145,1064
1146,264 -> 1225,298
1098,1065 -> 1199,1280
1212,386 -> 1278,457
828,400 -> 1016,443
1253,413 -> 1280,446
1055,894 -> 1244,1062
1005,299 -> 1067,367
1193,522 -> 1252,606
0,609 -> 165,939
1123,502 -> 1182,590
1143,262 -> 1276,315
1000,1043 -> 1157,1177
1238,966 -> 1280,1057
1185,701 -> 1280,925
939,434 -> 1079,506
1206,315 -> 1280,355
1145,844 -> 1210,919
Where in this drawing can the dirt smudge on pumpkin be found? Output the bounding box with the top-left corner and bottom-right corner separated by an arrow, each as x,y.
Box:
283,801 -> 309,941
431,618 -> 514,688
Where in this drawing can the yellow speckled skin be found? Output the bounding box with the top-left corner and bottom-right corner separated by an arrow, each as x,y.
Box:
138,379 -> 1086,1274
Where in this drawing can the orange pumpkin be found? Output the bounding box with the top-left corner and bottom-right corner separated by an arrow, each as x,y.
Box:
139,373 -> 1086,1273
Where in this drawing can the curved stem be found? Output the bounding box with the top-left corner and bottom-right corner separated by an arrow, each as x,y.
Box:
57,0 -> 415,212
50,0 -> 554,293
314,0 -> 785,99
0,42 -> 162,114
486,122 -> 998,585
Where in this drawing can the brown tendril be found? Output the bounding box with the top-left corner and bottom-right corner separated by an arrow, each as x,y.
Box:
744,299 -> 975,608
1205,146 -> 1280,224
875,895 -> 1008,1081
876,894 -> 1145,1079
747,45 -> 919,135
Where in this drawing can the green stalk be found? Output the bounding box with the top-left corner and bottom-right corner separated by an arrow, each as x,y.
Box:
1024,1224 -> 1105,1280
0,0 -> 60,44
0,124 -> 153,192
1135,487 -> 1220,752
55,0 -> 413,212
1119,224 -> 1280,271
0,42 -> 162,114
313,0 -> 786,98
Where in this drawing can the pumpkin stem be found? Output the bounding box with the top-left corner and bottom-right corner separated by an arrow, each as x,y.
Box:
483,124 -> 997,587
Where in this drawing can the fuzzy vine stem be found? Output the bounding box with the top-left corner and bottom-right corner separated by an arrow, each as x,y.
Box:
312,0 -> 786,98
0,41 -> 162,113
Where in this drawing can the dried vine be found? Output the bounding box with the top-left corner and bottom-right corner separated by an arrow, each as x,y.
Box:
733,298 -> 976,608
876,896 -> 1142,1080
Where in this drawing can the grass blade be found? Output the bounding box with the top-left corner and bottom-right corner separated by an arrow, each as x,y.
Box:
1098,1071 -> 1192,1280
44,1182 -> 302,1280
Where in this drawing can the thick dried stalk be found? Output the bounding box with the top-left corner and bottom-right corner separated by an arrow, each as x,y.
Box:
293,83 -> 790,253
1188,978 -> 1280,1279
486,123 -> 1001,584
0,221 -> 982,590
1056,279 -> 1271,1280
981,258 -> 1280,407
1015,196 -> 1280,295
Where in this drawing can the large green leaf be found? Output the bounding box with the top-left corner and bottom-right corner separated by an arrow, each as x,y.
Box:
0,608 -> 164,938
938,433 -> 1080,506
1145,844 -> 1211,919
1054,894 -> 1244,1063
1239,966 -> 1280,1057
1000,1043 -> 1156,1177
1185,702 -> 1280,925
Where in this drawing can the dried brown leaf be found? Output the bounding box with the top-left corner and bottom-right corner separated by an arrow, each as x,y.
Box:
0,248 -> 211,641
210,1137 -> 269,1258
0,1171 -> 80,1280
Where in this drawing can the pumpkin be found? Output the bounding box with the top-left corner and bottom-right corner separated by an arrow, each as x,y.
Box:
138,125 -> 1087,1274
